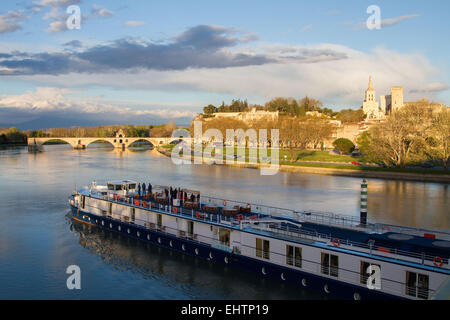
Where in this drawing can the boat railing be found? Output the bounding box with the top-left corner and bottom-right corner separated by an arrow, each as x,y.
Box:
243,220 -> 449,268
372,223 -> 450,241
201,195 -> 450,240
86,186 -> 450,240
202,195 -> 376,231
86,191 -> 449,269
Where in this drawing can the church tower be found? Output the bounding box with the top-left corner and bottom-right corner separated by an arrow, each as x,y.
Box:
362,76 -> 382,120
365,76 -> 376,102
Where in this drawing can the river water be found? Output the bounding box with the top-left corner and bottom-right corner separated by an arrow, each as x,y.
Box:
0,144 -> 448,299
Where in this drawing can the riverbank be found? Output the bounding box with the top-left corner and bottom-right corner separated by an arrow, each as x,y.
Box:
157,147 -> 450,184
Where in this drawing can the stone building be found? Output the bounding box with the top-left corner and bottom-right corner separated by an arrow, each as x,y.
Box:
362,76 -> 404,120
390,86 -> 404,113
202,107 -> 279,122
362,76 -> 384,120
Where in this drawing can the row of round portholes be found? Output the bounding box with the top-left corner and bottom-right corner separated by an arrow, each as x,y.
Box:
98,220 -> 230,264
260,267 -> 361,300
94,219 -> 360,299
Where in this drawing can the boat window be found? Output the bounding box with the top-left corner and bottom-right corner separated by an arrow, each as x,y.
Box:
360,261 -> 381,285
417,274 -> 429,300
294,247 -> 302,268
286,245 -> 293,265
107,184 -> 114,190
219,228 -> 230,246
115,184 -> 122,191
128,184 -> 136,190
406,271 -> 429,299
256,238 -> 270,260
263,240 -> 270,260
286,245 -> 302,268
256,238 -> 262,258
188,221 -> 194,236
330,255 -> 339,277
157,214 -> 162,227
321,253 -> 339,277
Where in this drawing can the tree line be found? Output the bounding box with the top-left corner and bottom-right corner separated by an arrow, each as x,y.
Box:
190,115 -> 335,160
202,97 -> 365,123
0,121 -> 182,145
40,121 -> 179,138
0,127 -> 28,145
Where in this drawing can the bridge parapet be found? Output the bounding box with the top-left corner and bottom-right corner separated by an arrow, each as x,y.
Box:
28,136 -> 192,150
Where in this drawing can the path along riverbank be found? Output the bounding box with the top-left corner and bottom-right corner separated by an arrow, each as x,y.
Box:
157,147 -> 450,184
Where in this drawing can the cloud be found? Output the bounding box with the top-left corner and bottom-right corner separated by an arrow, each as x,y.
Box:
124,21 -> 147,27
46,20 -> 68,33
33,0 -> 81,7
16,44 -> 445,107
356,14 -> 420,30
0,10 -> 27,34
0,87 -> 197,128
0,25 -> 347,75
41,6 -> 72,33
91,4 -> 113,18
380,14 -> 420,28
39,3 -> 108,33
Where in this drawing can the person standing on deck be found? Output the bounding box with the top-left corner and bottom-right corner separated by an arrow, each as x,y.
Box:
148,183 -> 152,198
142,183 -> 146,196
138,183 -> 141,197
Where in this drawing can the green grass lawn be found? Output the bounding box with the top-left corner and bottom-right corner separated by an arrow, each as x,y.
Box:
163,145 -> 361,163
279,150 -> 363,163
160,145 -> 449,175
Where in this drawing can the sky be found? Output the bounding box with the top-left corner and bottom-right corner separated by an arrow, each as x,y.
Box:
0,0 -> 449,129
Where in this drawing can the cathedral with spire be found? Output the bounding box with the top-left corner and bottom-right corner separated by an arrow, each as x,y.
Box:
362,76 -> 404,120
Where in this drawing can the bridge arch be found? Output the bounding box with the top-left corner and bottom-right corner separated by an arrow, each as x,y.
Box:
126,138 -> 154,148
39,138 -> 78,148
85,139 -> 115,148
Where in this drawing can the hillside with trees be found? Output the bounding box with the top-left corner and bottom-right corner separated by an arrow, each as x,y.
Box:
202,96 -> 348,118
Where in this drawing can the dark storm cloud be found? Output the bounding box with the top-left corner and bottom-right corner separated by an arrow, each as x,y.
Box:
0,25 -> 347,75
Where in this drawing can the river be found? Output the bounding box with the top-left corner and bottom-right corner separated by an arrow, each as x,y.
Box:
0,144 -> 448,299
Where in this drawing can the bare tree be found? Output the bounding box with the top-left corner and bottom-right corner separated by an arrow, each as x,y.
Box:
364,100 -> 439,168
426,107 -> 450,170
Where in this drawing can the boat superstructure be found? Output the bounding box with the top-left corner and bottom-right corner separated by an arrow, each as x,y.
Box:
68,180 -> 450,300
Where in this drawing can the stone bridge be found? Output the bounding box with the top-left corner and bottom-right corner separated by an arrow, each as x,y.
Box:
28,137 -> 191,149
28,128 -> 193,150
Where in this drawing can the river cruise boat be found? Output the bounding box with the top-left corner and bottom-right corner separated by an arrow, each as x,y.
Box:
68,180 -> 450,300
